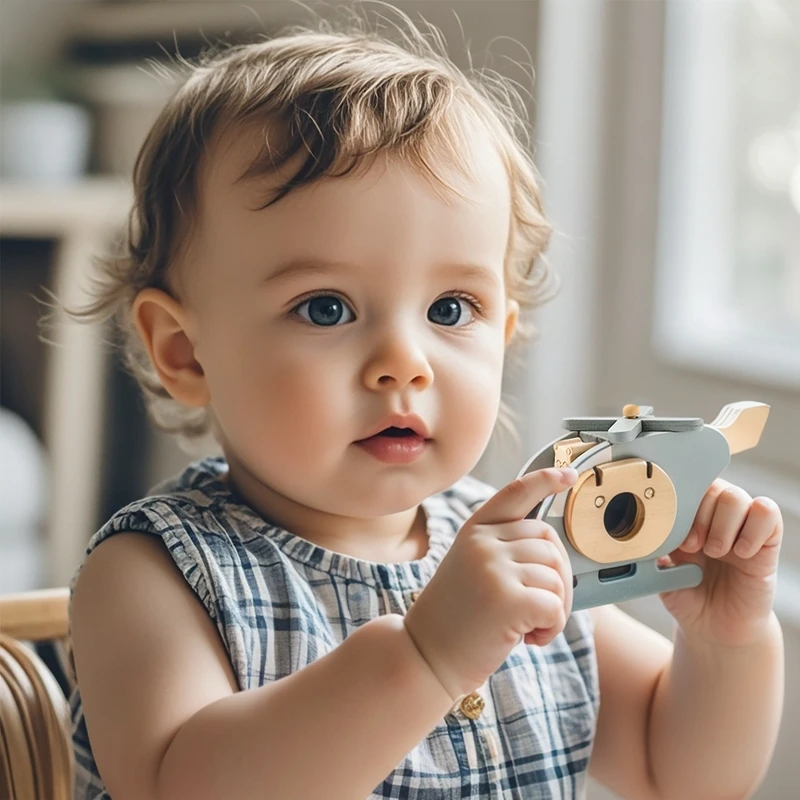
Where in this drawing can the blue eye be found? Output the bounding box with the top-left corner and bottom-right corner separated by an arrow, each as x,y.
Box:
294,294 -> 355,326
291,292 -> 480,327
428,296 -> 476,327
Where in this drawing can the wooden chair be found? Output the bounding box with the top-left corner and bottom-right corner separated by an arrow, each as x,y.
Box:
0,587 -> 74,800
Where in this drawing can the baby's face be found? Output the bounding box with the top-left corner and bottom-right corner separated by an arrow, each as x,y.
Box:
180,124 -> 516,518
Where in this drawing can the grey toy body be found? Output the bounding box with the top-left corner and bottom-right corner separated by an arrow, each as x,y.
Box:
516,402 -> 769,611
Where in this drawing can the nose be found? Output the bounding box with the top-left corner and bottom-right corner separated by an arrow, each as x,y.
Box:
361,322 -> 434,392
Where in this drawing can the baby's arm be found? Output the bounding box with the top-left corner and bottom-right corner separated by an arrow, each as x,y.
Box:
590,603 -> 784,800
71,533 -> 453,800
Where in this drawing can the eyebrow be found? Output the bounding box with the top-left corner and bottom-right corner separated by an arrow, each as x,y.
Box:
263,258 -> 502,287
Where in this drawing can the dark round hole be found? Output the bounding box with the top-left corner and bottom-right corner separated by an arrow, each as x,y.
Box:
603,492 -> 642,539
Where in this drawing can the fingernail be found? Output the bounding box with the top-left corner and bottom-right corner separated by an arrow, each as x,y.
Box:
558,468 -> 579,483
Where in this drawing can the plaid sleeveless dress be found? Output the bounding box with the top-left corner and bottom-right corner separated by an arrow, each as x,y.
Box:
69,457 -> 599,799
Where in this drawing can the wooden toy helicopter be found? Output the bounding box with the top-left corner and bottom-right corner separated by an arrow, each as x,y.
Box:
517,401 -> 771,610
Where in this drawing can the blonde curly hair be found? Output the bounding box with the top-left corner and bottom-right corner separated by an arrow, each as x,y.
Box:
71,12 -> 555,449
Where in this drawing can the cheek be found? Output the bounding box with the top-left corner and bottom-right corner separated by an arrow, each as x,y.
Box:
261,361 -> 338,439
437,338 -> 506,441
204,338 -> 347,456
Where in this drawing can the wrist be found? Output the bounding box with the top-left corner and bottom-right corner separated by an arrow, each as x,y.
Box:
401,608 -> 466,703
677,611 -> 783,657
364,614 -> 455,711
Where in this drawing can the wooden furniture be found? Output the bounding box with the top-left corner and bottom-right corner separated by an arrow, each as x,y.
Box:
0,588 -> 70,644
0,587 -> 73,799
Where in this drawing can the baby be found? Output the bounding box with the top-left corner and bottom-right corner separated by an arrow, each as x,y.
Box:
68,15 -> 785,800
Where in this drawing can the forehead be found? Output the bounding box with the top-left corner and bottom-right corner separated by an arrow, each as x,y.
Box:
201,112 -> 510,209
191,118 -> 512,278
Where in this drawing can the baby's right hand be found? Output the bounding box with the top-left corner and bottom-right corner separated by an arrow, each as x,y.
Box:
404,467 -> 579,700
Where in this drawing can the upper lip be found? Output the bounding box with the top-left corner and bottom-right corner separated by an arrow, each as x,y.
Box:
358,413 -> 431,440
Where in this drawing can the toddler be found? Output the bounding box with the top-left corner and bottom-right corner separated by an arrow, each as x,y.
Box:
68,14 -> 785,800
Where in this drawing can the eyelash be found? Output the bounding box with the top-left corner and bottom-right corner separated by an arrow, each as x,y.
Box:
288,290 -> 485,320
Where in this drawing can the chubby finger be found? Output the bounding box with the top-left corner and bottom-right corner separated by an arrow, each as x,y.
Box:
519,586 -> 566,634
507,536 -> 574,619
506,536 -> 565,570
704,486 -> 752,557
469,468 -> 578,527
504,525 -> 573,593
524,626 -> 561,647
517,563 -> 566,603
733,497 -> 783,558
494,518 -> 560,543
682,479 -> 728,552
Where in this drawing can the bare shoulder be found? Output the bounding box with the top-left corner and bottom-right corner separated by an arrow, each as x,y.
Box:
71,533 -> 238,800
587,604 -> 673,800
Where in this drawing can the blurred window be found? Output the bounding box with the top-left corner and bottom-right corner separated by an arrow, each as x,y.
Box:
654,0 -> 800,387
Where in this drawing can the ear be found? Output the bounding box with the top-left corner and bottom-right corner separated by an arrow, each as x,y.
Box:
504,298 -> 519,346
132,287 -> 210,408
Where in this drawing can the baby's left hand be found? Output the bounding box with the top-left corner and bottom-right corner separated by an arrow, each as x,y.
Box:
658,478 -> 783,648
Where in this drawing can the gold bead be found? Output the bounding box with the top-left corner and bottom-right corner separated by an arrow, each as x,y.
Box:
410,590 -> 422,603
460,692 -> 485,720
622,404 -> 641,419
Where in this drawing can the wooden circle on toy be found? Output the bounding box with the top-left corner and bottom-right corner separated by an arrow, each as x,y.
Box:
564,458 -> 677,563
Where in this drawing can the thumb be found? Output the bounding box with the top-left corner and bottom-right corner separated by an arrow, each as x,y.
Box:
469,467 -> 579,527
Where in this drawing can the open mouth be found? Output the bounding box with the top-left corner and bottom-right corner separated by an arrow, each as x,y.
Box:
377,427 -> 418,437
355,425 -> 430,462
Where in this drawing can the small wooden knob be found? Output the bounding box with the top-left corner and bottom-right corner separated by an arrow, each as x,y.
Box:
622,404 -> 640,419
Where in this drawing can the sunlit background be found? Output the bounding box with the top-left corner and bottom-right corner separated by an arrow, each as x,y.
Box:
1,1 -> 798,797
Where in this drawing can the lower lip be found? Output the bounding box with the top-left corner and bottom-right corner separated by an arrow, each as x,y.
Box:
354,434 -> 430,463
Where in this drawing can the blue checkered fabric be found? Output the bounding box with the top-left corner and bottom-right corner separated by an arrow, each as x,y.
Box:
69,457 -> 599,799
